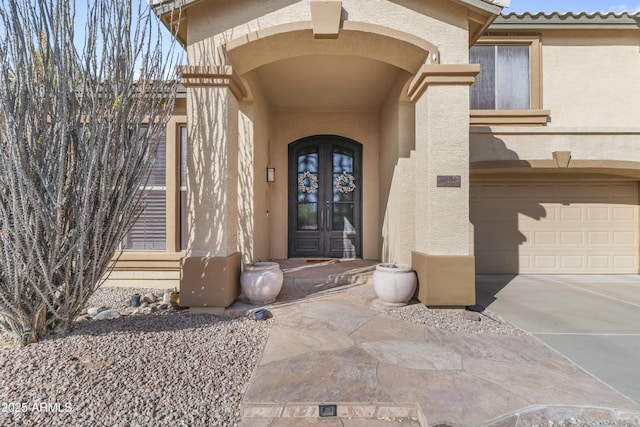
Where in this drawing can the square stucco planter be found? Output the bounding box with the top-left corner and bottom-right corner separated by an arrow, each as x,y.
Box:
411,251 -> 475,307
180,253 -> 241,308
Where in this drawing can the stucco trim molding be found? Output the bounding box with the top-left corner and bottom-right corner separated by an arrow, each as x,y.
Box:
552,151 -> 572,168
470,109 -> 550,126
179,65 -> 247,100
470,159 -> 640,179
225,21 -> 438,75
109,252 -> 184,273
310,0 -> 342,39
341,22 -> 439,60
114,251 -> 185,262
408,64 -> 481,101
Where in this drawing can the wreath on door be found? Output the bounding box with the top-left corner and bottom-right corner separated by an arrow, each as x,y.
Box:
335,171 -> 356,194
298,171 -> 319,193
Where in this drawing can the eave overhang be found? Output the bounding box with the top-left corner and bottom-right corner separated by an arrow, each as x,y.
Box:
149,0 -> 204,46
150,0 -> 202,16
150,0 -> 506,15
453,0 -> 505,15
433,0 -> 508,44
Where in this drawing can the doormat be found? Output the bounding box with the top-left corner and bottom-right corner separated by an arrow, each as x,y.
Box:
306,259 -> 341,264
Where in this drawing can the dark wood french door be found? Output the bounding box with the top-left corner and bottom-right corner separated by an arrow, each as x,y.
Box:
288,135 -> 362,258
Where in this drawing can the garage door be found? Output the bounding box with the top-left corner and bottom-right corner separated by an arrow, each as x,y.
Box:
471,182 -> 639,274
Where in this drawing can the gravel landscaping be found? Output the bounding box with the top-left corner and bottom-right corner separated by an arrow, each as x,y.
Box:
0,287 -> 270,427
386,301 -> 529,336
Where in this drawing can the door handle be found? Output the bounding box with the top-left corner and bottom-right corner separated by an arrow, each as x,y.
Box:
322,209 -> 329,230
325,202 -> 331,231
319,209 -> 324,231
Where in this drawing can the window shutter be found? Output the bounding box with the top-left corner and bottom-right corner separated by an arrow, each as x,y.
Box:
124,190 -> 167,250
123,128 -> 167,251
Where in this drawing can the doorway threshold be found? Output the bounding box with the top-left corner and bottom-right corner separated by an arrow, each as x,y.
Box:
274,259 -> 378,302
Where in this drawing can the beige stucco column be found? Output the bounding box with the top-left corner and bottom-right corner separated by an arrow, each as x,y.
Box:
178,66 -> 247,310
408,64 -> 480,307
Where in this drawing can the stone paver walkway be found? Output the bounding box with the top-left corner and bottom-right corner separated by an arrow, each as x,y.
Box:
234,264 -> 640,426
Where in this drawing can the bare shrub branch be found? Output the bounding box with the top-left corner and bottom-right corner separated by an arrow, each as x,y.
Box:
0,0 -> 180,346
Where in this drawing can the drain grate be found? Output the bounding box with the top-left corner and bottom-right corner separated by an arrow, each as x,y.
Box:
318,404 -> 337,417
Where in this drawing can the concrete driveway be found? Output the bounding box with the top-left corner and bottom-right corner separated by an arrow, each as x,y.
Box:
476,274 -> 640,405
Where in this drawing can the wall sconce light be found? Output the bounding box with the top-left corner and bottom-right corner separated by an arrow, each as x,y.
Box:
266,167 -> 275,182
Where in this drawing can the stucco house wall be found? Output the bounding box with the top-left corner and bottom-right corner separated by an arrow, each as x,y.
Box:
107,2 -> 639,301
185,0 -> 471,66
543,30 -> 640,129
176,0 -> 483,267
379,75 -> 417,264
471,17 -> 640,166
469,13 -> 639,275
236,74 -> 273,264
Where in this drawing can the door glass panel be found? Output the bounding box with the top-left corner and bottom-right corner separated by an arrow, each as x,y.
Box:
333,174 -> 354,202
332,203 -> 354,232
298,152 -> 319,203
298,152 -> 318,172
298,203 -> 318,230
297,151 -> 319,229
297,171 -> 318,203
333,148 -> 355,203
333,149 -> 353,173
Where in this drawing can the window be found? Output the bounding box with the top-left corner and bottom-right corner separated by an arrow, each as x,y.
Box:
469,35 -> 549,126
123,129 -> 167,250
470,45 -> 530,110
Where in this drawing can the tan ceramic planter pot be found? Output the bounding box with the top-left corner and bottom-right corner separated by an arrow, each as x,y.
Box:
240,262 -> 284,305
373,263 -> 417,306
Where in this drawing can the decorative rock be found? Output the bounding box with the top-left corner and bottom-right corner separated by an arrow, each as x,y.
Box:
149,306 -> 158,313
140,302 -> 149,309
251,309 -> 271,321
463,311 -> 482,322
159,303 -> 169,310
142,293 -> 157,304
87,306 -> 108,317
92,309 -> 121,320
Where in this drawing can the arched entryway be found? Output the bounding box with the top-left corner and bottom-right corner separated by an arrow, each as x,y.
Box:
156,0 -> 495,308
220,20 -> 437,262
288,135 -> 362,258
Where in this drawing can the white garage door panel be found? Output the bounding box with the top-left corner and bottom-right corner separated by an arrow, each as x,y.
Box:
471,182 -> 639,274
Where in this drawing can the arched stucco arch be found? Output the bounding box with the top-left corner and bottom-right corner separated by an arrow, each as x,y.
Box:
224,21 -> 438,76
